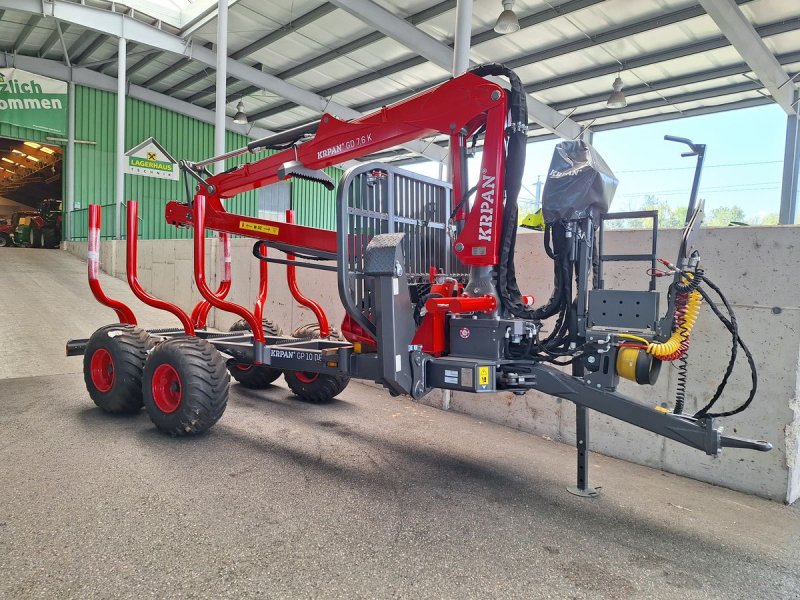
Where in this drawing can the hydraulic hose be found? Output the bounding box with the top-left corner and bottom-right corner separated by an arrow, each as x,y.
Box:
647,289 -> 701,359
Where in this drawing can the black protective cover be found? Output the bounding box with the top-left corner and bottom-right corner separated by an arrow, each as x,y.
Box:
542,141 -> 618,223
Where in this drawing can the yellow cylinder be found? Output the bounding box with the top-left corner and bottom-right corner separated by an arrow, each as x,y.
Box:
616,347 -> 662,385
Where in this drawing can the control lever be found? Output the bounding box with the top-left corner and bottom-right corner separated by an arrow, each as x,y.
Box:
664,134 -> 706,226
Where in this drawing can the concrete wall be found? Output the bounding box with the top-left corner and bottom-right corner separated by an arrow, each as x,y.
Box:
63,225 -> 800,503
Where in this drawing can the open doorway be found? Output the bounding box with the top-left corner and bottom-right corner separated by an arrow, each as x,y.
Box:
0,137 -> 62,248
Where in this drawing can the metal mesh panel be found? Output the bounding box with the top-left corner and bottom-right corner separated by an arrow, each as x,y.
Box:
337,163 -> 466,334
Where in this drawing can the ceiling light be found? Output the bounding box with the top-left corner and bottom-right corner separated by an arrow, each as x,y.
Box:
24,141 -> 41,149
39,146 -> 55,154
27,155 -> 39,162
233,100 -> 248,125
494,0 -> 520,34
2,157 -> 15,164
606,76 -> 627,109
12,149 -> 24,155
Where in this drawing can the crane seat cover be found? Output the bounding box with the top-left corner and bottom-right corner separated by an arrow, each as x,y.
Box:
542,141 -> 618,223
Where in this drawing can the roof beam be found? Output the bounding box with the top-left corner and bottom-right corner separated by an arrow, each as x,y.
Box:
231,3 -> 335,61
253,0 -> 754,124
13,15 -> 41,53
349,9 -> 797,118
330,0 -> 583,139
39,22 -> 68,57
698,0 -> 796,114
3,0 -> 445,162
140,56 -> 193,88
72,33 -> 110,65
162,68 -> 214,97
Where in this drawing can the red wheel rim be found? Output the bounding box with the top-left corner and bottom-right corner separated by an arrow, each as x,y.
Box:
295,371 -> 319,384
151,363 -> 182,413
235,364 -> 253,372
90,348 -> 115,392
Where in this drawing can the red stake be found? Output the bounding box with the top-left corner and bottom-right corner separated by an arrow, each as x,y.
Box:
87,204 -> 136,325
126,201 -> 195,334
285,209 -> 330,337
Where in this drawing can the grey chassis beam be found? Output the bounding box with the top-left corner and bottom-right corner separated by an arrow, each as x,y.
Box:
0,0 -> 446,163
526,363 -> 769,455
333,0 -> 583,139
698,0 -> 796,115
0,54 -> 270,140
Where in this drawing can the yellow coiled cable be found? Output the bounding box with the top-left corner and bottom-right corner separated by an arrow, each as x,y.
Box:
647,289 -> 702,358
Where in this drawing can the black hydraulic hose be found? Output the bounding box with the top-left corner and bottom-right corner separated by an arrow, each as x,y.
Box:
693,276 -> 758,419
468,63 -> 535,321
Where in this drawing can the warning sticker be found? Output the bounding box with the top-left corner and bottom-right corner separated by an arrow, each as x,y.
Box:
239,220 -> 279,236
478,366 -> 490,386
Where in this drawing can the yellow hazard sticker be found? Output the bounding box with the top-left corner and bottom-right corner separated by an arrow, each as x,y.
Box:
239,220 -> 279,235
478,366 -> 490,386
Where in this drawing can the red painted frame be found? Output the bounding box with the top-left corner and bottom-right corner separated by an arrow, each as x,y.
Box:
284,209 -> 331,337
87,204 -> 136,325
126,201 -> 195,334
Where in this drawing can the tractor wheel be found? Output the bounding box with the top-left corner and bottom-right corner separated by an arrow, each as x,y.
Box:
226,318 -> 284,388
284,323 -> 349,403
83,324 -> 155,414
142,337 -> 229,436
29,229 -> 39,248
0,234 -> 11,247
42,230 -> 57,249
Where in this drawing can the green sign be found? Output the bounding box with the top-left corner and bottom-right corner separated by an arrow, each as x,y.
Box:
124,137 -> 179,180
0,68 -> 67,135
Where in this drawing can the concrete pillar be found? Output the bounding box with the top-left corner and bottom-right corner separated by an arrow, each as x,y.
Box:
115,36 -> 126,240
779,91 -> 799,224
214,0 -> 229,174
66,81 -> 75,241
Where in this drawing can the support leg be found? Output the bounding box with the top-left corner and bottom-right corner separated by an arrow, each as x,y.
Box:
568,404 -> 599,497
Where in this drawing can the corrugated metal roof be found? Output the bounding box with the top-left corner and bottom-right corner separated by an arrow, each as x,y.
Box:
0,0 -> 797,159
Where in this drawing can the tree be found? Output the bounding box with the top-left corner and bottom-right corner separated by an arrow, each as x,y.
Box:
705,205 -> 746,226
605,195 -> 687,229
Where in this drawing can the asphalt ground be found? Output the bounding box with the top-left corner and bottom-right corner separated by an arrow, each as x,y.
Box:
1,248 -> 799,599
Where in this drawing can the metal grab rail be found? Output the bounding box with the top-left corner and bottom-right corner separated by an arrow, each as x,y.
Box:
126,201 -> 195,335
87,204 -> 137,325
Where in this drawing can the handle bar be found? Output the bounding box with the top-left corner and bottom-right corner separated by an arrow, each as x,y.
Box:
664,135 -> 705,157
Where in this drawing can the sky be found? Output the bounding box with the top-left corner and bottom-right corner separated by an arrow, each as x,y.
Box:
405,103 -> 787,223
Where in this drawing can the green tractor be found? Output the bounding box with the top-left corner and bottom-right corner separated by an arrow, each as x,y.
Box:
0,210 -> 39,247
17,199 -> 62,248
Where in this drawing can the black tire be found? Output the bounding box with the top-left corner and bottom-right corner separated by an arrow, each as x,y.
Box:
42,230 -> 57,248
83,324 -> 155,414
142,337 -> 229,435
284,323 -> 349,403
37,230 -> 47,248
227,318 -> 283,388
0,234 -> 11,247
291,322 -> 343,341
29,229 -> 39,248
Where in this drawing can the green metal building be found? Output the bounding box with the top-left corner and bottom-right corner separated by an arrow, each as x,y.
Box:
1,85 -> 341,240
